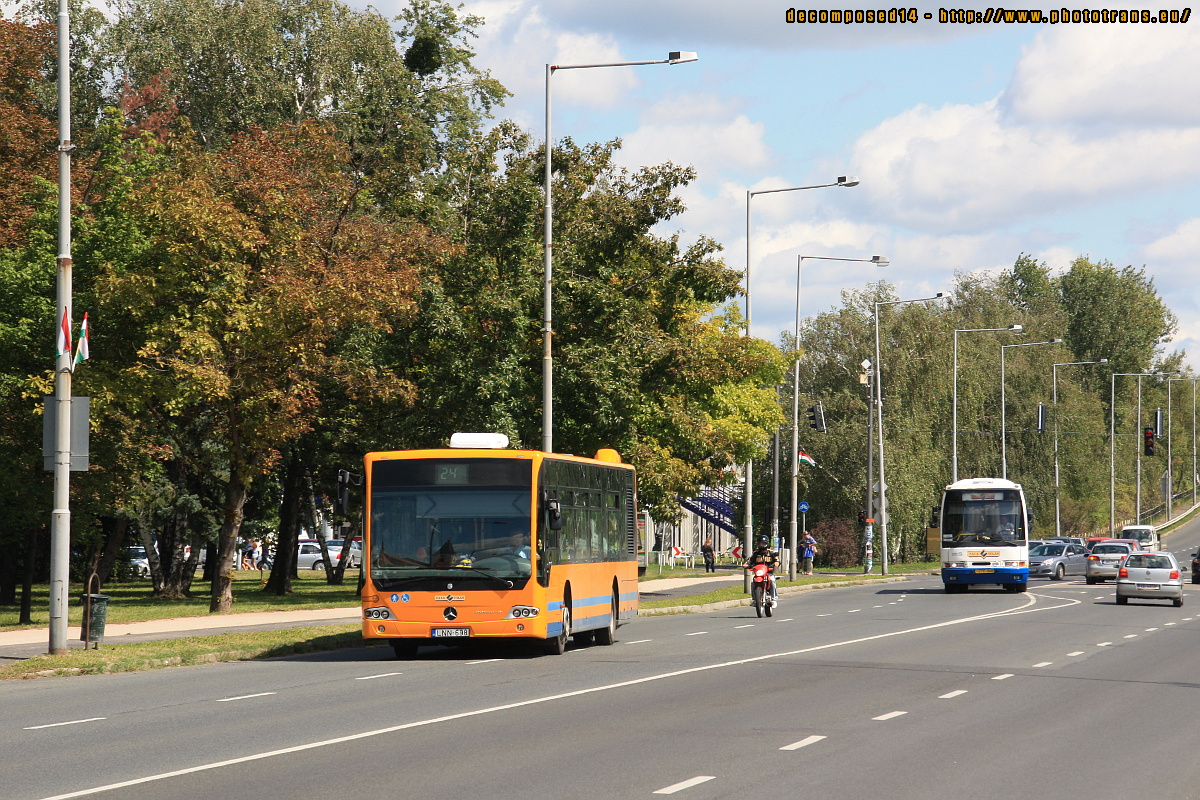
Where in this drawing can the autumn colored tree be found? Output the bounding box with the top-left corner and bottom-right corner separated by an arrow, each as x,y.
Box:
86,121 -> 443,611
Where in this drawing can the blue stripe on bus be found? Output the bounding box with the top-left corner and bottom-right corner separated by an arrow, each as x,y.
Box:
545,590 -> 638,634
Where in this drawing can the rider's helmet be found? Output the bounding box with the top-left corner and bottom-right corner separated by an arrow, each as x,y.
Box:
756,536 -> 769,549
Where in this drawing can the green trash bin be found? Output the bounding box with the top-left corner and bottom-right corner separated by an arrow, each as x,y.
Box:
80,593 -> 110,647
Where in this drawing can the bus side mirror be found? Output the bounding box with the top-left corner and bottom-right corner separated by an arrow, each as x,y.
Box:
547,498 -> 563,531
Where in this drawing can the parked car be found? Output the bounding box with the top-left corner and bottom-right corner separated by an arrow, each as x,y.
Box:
1119,525 -> 1160,551
1115,551 -> 1184,607
1192,551 -> 1200,585
296,539 -> 361,570
1086,542 -> 1136,584
125,546 -> 151,579
1028,542 -> 1089,580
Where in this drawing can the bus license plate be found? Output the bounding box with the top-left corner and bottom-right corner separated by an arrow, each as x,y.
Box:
432,628 -> 470,638
975,569 -> 994,573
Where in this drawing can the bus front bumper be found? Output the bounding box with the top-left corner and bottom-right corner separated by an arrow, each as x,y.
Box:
942,567 -> 1027,585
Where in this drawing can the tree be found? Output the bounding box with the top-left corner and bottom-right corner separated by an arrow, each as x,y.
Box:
85,121 -> 439,611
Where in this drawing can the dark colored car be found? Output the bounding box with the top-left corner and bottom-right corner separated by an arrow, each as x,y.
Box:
1191,551 -> 1200,585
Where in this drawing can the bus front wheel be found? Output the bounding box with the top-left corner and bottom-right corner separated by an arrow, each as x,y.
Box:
543,599 -> 571,656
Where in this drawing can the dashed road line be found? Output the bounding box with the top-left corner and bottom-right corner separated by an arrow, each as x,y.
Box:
216,692 -> 276,702
24,718 -> 106,730
1033,662 -> 1052,668
781,735 -> 827,750
873,711 -> 907,721
1067,651 -> 1084,656
686,631 -> 708,636
992,674 -> 1013,680
356,672 -> 403,680
939,690 -> 968,699
653,776 -> 716,795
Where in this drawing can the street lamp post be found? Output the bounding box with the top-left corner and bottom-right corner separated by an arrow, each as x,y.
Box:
542,51 -> 697,454
952,325 -> 1023,482
874,292 -> 945,574
1051,359 -> 1108,537
999,338 -> 1062,480
791,253 -> 887,580
744,176 -> 857,589
1109,371 -> 1178,534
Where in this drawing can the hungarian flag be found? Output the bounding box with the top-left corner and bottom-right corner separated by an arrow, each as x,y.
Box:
797,451 -> 817,467
73,312 -> 90,369
56,307 -> 71,358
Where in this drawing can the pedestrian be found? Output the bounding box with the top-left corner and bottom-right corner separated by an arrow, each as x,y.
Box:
242,540 -> 256,571
801,531 -> 818,575
701,538 -> 716,573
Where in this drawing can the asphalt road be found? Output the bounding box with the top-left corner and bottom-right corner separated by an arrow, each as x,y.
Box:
5,513 -> 1200,800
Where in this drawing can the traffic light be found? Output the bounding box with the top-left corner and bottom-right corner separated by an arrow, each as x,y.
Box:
1144,427 -> 1155,457
1036,402 -> 1047,434
807,402 -> 827,433
857,511 -> 865,527
337,469 -> 362,514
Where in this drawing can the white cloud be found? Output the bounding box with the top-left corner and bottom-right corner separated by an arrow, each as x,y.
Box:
850,97 -> 1200,233
616,93 -> 771,176
1006,25 -> 1200,128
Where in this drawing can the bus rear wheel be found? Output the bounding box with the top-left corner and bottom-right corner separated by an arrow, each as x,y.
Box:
594,592 -> 618,646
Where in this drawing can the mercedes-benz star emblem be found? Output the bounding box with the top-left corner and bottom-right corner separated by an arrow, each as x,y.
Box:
444,607 -> 458,621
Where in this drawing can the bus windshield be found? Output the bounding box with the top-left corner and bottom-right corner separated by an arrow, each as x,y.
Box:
942,489 -> 1026,545
369,458 -> 533,590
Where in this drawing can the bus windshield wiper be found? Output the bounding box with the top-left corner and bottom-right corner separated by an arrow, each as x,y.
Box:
447,565 -> 514,588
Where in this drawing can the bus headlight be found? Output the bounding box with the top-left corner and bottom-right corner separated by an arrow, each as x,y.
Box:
364,607 -> 392,620
505,606 -> 540,619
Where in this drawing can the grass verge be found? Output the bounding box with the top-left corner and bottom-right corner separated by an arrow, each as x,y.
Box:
0,624 -> 363,680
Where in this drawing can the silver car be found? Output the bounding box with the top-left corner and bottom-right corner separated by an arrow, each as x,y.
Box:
1085,542 -> 1135,584
1028,542 -> 1089,580
1115,551 -> 1184,607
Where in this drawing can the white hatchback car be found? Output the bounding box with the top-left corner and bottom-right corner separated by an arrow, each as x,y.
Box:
1115,551 -> 1184,607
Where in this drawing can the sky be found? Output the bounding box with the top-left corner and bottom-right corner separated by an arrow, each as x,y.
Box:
372,0 -> 1199,367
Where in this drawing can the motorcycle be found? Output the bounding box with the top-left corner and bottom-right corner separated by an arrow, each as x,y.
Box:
749,562 -> 775,618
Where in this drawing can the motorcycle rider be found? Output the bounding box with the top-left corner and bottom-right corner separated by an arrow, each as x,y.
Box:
745,536 -> 780,606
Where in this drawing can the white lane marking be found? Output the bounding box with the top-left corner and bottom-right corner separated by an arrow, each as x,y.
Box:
1094,596 -> 1106,600
1033,662 -> 1053,668
992,674 -> 1014,680
1067,651 -> 1084,657
36,594 -> 1056,800
817,614 -> 832,617
1183,618 -> 1194,621
848,609 -> 861,613
873,605 -> 883,608
734,624 -> 755,629
1098,642 -> 1112,646
465,659 -> 503,665
1166,623 -> 1177,626
216,693 -> 276,702
779,618 -> 794,622
356,672 -> 403,680
873,711 -> 907,721
781,735 -> 827,750
1145,627 -> 1159,632
1123,634 -> 1138,639
939,690 -> 968,699
24,718 -> 106,730
685,631 -> 708,636
624,639 -> 651,645
653,776 -> 716,794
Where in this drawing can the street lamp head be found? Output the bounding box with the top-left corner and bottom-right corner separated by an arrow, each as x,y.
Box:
837,176 -> 860,187
1009,324 -> 1023,332
668,51 -> 699,63
1050,338 -> 1063,344
871,255 -> 889,267
1098,358 -> 1109,364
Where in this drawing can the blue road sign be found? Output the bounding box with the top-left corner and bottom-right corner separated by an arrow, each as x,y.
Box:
798,502 -> 810,512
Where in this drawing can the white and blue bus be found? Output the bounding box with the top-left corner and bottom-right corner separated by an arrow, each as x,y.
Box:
934,478 -> 1031,593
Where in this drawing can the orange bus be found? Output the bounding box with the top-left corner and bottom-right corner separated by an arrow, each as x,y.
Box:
361,433 -> 640,658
